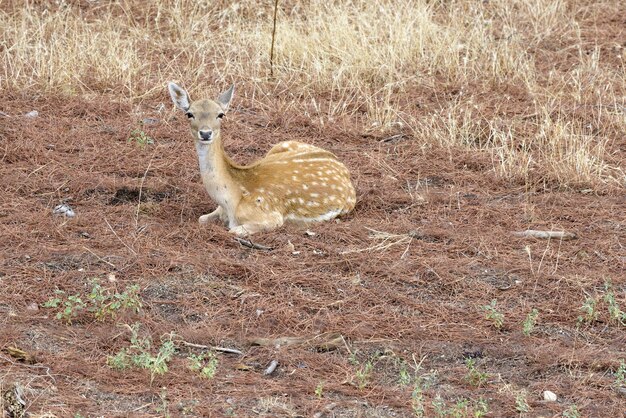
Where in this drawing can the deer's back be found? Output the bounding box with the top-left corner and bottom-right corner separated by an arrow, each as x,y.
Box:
235,141 -> 356,222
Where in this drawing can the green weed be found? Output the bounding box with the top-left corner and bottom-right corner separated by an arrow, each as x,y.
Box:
482,299 -> 504,329
464,358 -> 488,387
107,324 -> 176,382
431,395 -> 489,418
188,352 -> 218,379
578,280 -> 625,326
411,384 -> 425,417
314,382 -> 324,398
355,360 -> 374,389
522,308 -> 539,336
563,404 -> 580,418
515,391 -> 530,413
43,279 -> 142,324
603,281 -> 626,325
128,127 -> 154,146
42,291 -> 86,324
614,360 -> 626,388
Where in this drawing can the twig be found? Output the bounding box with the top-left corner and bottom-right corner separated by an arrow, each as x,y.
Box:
264,359 -> 279,376
269,0 -> 280,77
0,353 -> 56,384
513,230 -> 577,240
82,246 -> 117,269
380,134 -> 405,143
135,151 -> 155,229
180,341 -> 243,356
104,218 -> 138,255
234,237 -> 273,251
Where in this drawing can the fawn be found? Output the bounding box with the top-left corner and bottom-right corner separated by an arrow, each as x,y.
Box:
168,82 -> 356,237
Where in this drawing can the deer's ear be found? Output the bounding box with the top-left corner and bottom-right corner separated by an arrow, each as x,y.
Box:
168,82 -> 191,111
217,84 -> 235,112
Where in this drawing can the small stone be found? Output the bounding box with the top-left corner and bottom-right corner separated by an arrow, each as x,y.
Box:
26,302 -> 39,311
543,390 -> 557,402
107,273 -> 116,282
24,110 -> 39,118
304,230 -> 316,236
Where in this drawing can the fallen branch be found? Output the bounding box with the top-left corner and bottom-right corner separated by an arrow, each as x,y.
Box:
234,237 -> 273,251
513,230 -> 577,240
249,332 -> 344,351
179,341 -> 243,356
380,134 -> 405,143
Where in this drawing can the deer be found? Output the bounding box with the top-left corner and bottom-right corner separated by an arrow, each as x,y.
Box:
167,82 -> 356,237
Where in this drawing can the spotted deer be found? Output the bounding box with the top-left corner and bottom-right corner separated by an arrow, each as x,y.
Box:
167,82 -> 356,237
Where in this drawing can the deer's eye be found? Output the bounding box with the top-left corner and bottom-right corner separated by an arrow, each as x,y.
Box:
217,113 -> 225,119
185,112 -> 194,119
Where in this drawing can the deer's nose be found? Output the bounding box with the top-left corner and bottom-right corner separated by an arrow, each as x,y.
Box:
198,130 -> 213,141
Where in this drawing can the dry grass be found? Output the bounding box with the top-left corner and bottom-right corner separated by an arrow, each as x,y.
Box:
1,0 -> 624,189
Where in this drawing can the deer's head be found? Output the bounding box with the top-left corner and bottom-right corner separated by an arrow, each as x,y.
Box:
168,82 -> 234,145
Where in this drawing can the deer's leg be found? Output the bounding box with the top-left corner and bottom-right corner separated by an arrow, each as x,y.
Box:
229,212 -> 284,237
199,206 -> 227,225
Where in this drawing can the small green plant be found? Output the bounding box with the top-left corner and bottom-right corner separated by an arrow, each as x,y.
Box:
43,279 -> 142,324
355,360 -> 374,389
614,360 -> 626,388
128,127 -> 154,146
107,324 -> 175,381
522,308 -> 539,336
348,351 -> 379,389
562,404 -> 580,418
398,359 -> 412,386
42,291 -> 86,324
449,398 -> 469,418
431,395 -> 488,418
577,281 -> 625,326
482,299 -> 504,329
577,295 -> 598,324
603,281 -> 626,326
348,350 -> 359,366
156,387 -> 171,418
315,381 -> 324,398
432,394 -> 447,417
88,279 -> 142,321
464,358 -> 488,387
410,384 -> 425,417
474,398 -> 489,417
188,352 -> 218,379
515,391 -> 530,413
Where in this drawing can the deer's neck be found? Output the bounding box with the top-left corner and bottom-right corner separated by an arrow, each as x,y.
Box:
195,138 -> 240,215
